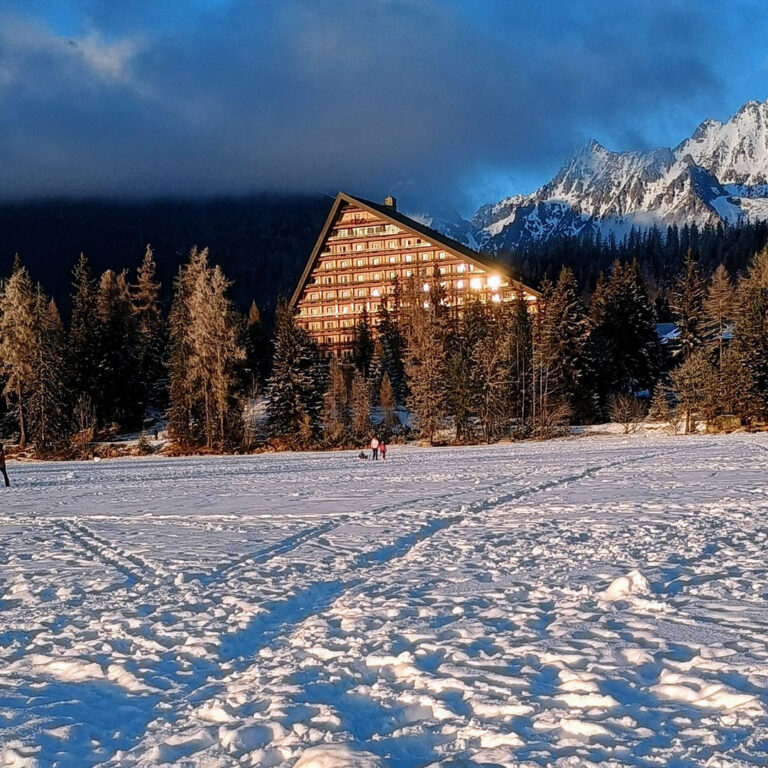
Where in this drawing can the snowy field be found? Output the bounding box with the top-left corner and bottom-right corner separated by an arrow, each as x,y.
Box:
3,435 -> 768,768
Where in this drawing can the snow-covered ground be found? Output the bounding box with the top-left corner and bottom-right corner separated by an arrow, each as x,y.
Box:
3,434 -> 768,767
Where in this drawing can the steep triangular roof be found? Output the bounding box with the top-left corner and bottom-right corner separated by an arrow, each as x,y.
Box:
290,192 -> 538,306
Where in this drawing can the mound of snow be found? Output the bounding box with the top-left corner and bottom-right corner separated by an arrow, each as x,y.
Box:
294,744 -> 386,768
599,569 -> 650,601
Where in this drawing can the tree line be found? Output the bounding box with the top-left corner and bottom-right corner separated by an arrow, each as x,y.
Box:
3,240 -> 768,456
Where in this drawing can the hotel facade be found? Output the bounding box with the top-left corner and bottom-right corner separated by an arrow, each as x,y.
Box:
291,192 -> 539,353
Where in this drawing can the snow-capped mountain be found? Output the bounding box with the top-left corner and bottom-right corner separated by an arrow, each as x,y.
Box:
431,98 -> 768,250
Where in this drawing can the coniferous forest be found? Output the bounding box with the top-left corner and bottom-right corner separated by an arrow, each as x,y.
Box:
3,205 -> 768,456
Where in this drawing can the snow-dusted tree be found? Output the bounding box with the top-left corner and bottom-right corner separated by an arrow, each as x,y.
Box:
350,368 -> 372,441
267,299 -> 324,445
68,253 -> 100,410
0,258 -> 37,448
670,250 -> 705,360
321,356 -> 349,446
508,292 -> 533,430
589,261 -> 659,411
132,245 -> 167,413
402,281 -> 447,444
377,291 -> 407,404
28,290 -> 69,455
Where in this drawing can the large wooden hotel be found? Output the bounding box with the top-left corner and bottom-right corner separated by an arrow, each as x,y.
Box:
291,192 -> 538,353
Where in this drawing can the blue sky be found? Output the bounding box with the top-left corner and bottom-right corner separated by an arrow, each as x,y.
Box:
1,0 -> 767,215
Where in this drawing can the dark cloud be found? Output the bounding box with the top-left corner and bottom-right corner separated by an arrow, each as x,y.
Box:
0,0 -> 766,212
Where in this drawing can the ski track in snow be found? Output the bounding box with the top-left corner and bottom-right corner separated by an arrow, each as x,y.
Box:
2,436 -> 768,766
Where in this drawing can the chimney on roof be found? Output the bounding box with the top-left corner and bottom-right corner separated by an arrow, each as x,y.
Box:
383,195 -> 397,211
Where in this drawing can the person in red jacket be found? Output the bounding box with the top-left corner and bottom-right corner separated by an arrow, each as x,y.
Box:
379,441 -> 387,460
0,444 -> 9,487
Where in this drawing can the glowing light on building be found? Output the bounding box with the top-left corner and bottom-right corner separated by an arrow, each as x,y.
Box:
470,277 -> 483,290
457,280 -> 464,289
422,282 -> 430,293
492,293 -> 501,303
488,274 -> 501,290
457,263 -> 466,273
372,288 -> 380,297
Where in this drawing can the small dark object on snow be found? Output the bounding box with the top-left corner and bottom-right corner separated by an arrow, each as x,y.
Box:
153,429 -> 159,440
0,444 -> 9,487
358,451 -> 368,460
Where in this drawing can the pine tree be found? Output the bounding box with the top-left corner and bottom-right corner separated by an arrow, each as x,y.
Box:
350,369 -> 372,441
68,253 -> 100,412
267,299 -> 324,445
132,245 -> 167,414
670,249 -> 705,359
471,306 -> 510,441
703,263 -> 734,369
321,356 -> 349,446
28,290 -> 68,454
0,259 -> 37,448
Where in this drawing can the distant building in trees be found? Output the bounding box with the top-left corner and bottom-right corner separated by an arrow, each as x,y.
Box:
291,192 -> 539,353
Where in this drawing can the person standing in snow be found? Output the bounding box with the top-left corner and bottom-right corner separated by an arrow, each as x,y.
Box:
370,436 -> 379,460
379,440 -> 387,460
0,445 -> 9,487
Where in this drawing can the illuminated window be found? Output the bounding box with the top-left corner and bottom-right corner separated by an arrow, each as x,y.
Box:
438,251 -> 446,259
439,266 -> 447,275
405,254 -> 413,262
356,274 -> 365,282
372,288 -> 381,297
340,260 -> 349,268
488,275 -> 501,290
388,240 -> 397,248
470,277 -> 482,291
492,294 -> 501,303
370,241 -> 381,250
374,273 -> 381,281
405,270 -> 412,277
372,258 -> 380,266
338,245 -> 347,253
388,271 -> 396,279
355,243 -> 364,251
404,239 -> 412,247
389,255 -> 397,264
456,280 -> 464,289
422,282 -> 430,293
457,263 -> 466,273
356,259 -> 364,267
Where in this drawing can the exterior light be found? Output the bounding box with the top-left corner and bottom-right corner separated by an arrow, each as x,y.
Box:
488,275 -> 501,290
470,277 -> 482,290
422,282 -> 430,293
492,294 -> 501,303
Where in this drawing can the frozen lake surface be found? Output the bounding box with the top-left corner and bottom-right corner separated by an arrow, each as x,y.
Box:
2,434 -> 768,767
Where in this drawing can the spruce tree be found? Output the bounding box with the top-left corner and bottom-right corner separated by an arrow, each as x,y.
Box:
471,306 -> 510,441
132,246 -> 167,414
266,299 -> 324,445
508,292 -> 533,430
0,259 -> 37,448
732,245 -> 768,417
96,269 -> 141,430
377,292 -> 407,404
670,249 -> 705,360
68,253 -> 101,414
28,290 -> 68,454
703,263 -> 734,370
244,301 -> 270,390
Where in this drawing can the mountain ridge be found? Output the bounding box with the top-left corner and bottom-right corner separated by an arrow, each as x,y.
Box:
425,97 -> 768,251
